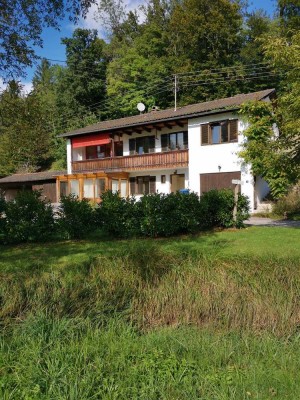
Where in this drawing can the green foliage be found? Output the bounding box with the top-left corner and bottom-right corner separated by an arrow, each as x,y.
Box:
272,188 -> 300,218
239,100 -> 297,199
58,194 -> 95,239
0,84 -> 53,174
3,190 -> 55,243
199,189 -> 250,229
0,0 -> 95,79
97,190 -> 249,238
95,191 -> 139,238
138,191 -> 201,237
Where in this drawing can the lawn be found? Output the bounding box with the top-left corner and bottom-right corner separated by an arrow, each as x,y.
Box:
0,226 -> 300,399
1,226 -> 300,272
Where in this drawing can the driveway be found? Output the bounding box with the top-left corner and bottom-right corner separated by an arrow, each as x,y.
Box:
245,217 -> 300,228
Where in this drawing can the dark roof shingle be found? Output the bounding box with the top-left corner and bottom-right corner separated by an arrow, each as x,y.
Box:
60,89 -> 275,138
0,170 -> 66,184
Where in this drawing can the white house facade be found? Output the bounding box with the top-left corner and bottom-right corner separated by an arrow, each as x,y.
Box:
57,89 -> 275,212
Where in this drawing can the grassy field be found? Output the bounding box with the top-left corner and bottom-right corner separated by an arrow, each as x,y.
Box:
0,226 -> 300,399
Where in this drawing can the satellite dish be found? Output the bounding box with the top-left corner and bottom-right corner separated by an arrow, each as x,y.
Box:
137,102 -> 146,112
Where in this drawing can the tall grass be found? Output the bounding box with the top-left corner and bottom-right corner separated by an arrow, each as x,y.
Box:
1,236 -> 300,398
0,242 -> 299,336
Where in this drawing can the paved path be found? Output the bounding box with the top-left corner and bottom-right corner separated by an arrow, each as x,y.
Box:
245,217 -> 300,228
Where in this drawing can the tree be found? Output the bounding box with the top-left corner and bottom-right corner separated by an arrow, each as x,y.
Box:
263,30 -> 300,166
56,29 -> 108,127
0,0 -> 96,80
277,0 -> 300,34
105,0 -> 174,116
167,0 -> 246,104
0,85 -> 52,174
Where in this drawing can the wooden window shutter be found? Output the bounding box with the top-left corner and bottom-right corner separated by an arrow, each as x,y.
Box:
201,124 -> 209,145
150,176 -> 156,194
129,177 -> 136,195
229,120 -> 238,142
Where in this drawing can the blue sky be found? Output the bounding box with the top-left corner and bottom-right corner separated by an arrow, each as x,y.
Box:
14,0 -> 277,91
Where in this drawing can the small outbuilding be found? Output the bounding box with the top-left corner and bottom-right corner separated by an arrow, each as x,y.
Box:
0,171 -> 66,203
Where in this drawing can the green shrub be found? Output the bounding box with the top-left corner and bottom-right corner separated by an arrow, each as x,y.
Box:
199,189 -> 250,229
4,190 -> 55,243
96,191 -> 140,237
138,192 -> 201,237
272,189 -> 300,218
58,194 -> 95,239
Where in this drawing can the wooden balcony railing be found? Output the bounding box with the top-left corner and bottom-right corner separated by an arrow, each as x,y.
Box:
72,149 -> 189,173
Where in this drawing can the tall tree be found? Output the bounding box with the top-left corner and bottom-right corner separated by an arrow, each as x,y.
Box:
0,83 -> 52,174
105,0 -> 174,116
168,0 -> 245,104
0,0 -> 96,80
56,29 -> 108,129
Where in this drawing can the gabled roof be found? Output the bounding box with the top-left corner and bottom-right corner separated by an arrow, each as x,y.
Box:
0,170 -> 66,184
60,88 -> 275,138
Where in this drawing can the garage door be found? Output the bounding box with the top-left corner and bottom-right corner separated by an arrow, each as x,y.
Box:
200,172 -> 241,194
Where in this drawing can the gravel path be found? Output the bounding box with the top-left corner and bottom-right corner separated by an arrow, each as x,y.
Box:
245,217 -> 300,228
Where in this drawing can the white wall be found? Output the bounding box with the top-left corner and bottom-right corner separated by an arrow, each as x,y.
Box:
187,112 -> 256,211
129,168 -> 189,199
120,124 -> 188,155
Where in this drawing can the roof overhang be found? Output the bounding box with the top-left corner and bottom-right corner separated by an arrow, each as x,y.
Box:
59,89 -> 276,139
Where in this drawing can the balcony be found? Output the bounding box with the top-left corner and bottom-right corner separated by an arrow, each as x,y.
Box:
72,149 -> 189,173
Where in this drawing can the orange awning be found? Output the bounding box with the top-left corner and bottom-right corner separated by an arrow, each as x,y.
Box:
72,133 -> 110,148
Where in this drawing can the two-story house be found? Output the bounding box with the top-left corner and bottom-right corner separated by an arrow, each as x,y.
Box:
56,88 -> 275,212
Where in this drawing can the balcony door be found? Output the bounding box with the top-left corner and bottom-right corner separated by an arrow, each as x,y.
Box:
171,174 -> 185,192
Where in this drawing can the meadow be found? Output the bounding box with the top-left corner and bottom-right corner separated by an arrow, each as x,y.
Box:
0,226 -> 300,399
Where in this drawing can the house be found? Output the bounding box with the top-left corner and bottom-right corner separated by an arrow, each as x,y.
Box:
57,88 -> 275,212
0,170 -> 66,203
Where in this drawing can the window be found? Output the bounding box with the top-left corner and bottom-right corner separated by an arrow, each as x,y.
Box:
114,141 -> 123,156
60,181 -> 69,197
86,144 -> 111,159
161,175 -> 166,184
129,176 -> 156,195
201,120 -> 238,145
83,179 -> 94,198
112,179 -> 119,193
70,180 -> 79,197
129,136 -> 155,155
161,131 -> 188,151
95,178 -> 106,198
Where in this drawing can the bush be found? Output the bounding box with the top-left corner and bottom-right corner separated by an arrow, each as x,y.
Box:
96,191 -> 202,238
199,189 -> 250,229
138,192 -> 201,237
272,188 -> 300,218
95,191 -> 140,238
4,190 -> 55,243
58,195 -> 95,239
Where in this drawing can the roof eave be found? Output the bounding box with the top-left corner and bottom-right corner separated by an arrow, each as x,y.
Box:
59,106 -> 241,139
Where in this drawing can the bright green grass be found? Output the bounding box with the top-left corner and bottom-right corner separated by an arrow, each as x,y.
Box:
0,226 -> 300,273
0,227 -> 300,399
1,316 -> 300,400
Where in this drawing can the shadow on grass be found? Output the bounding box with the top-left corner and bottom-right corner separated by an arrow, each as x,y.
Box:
0,230 -> 234,275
